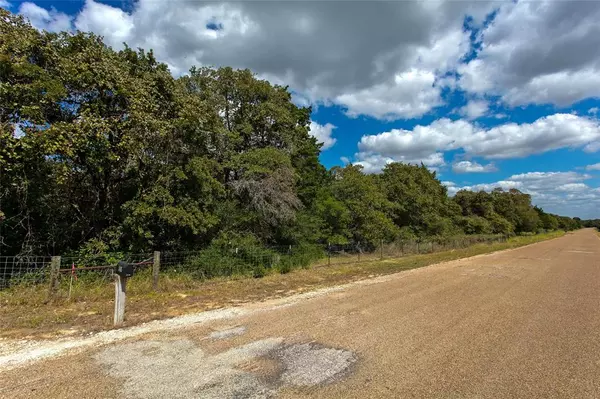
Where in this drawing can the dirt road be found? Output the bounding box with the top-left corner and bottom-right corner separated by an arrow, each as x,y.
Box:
2,229 -> 600,398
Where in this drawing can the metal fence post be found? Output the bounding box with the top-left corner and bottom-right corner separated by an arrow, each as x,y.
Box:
328,243 -> 331,266
47,255 -> 61,299
153,251 -> 160,291
380,239 -> 384,260
357,241 -> 361,262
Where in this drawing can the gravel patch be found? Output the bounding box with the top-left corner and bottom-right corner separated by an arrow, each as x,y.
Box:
95,338 -> 283,399
0,307 -> 248,371
278,342 -> 357,386
209,326 -> 247,340
93,338 -> 357,398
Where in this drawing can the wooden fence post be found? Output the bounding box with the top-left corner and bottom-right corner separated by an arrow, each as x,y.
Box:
47,255 -> 61,299
114,274 -> 127,326
380,239 -> 384,260
153,251 -> 160,291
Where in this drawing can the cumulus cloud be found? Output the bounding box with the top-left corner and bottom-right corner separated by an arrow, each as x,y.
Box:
585,163 -> 600,171
74,0 -> 133,49
1,0 -> 11,9
18,2 -> 72,32
446,171 -> 599,218
17,0 -> 498,120
309,121 -> 337,151
355,114 -> 600,173
459,99 -> 489,120
589,107 -> 599,115
459,1 -> 600,107
15,0 -> 600,126
452,160 -> 497,173
354,152 -> 444,174
441,181 -> 456,188
335,69 -> 442,120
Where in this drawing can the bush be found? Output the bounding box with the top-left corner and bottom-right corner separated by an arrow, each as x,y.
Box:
460,216 -> 493,235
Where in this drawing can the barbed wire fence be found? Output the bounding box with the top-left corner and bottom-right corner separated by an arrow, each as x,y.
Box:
1,235 -> 508,302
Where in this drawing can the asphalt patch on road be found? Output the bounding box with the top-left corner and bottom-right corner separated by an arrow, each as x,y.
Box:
94,337 -> 356,398
278,342 -> 357,387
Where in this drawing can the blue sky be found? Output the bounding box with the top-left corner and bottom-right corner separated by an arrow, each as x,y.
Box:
4,0 -> 600,218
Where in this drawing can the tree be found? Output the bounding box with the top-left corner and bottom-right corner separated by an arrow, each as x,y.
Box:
330,165 -> 398,246
380,163 -> 460,237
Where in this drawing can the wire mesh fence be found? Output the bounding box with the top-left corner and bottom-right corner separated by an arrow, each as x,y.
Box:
314,234 -> 508,267
0,235 -> 508,299
0,255 -> 51,289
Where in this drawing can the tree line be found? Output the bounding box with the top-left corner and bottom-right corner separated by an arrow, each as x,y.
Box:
0,10 -> 584,258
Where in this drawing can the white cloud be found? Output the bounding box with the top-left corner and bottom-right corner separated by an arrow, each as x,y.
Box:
309,121 -> 337,150
74,0 -> 134,49
452,160 -> 497,173
17,0 -> 498,121
356,114 -> 600,173
556,183 -> 588,192
335,69 -> 442,120
468,114 -> 600,159
1,1 -> 11,9
459,1 -> 600,107
459,99 -> 489,120
446,171 -> 599,218
14,0 -> 600,123
589,107 -> 599,115
19,2 -> 72,32
585,163 -> 600,171
354,152 -> 445,174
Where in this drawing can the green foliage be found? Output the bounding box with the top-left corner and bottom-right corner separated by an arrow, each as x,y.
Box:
330,165 -> 399,246
0,10 -> 583,264
380,163 -> 461,237
459,216 -> 493,235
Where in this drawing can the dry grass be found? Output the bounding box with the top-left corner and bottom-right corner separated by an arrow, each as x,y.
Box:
0,231 -> 564,339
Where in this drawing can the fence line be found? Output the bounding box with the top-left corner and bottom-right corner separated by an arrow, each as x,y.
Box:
0,235 -> 508,294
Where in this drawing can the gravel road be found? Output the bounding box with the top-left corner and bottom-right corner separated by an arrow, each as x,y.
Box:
2,229 -> 600,398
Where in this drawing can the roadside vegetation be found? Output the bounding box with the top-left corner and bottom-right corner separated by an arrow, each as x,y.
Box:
0,231 -> 564,339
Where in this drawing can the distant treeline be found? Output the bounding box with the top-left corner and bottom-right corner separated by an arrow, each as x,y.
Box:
581,219 -> 600,229
0,10 -> 584,257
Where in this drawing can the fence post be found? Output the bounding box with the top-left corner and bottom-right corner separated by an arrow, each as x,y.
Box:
380,239 -> 384,260
153,251 -> 160,291
417,241 -> 420,254
114,274 -> 127,326
357,241 -> 361,262
47,255 -> 61,299
431,241 -> 434,253
328,243 -> 331,266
